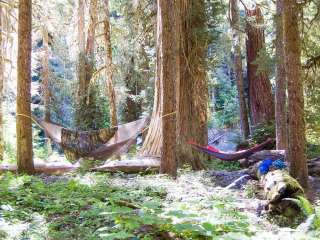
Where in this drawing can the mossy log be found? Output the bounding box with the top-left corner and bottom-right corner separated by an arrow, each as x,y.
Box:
259,169 -> 306,216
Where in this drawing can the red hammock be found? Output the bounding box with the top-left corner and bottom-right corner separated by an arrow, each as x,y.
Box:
188,138 -> 273,161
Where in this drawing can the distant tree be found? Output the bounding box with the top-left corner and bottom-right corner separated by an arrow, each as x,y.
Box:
0,5 -> 4,160
17,0 -> 34,174
275,0 -> 288,150
230,0 -> 250,139
41,16 -> 52,153
75,0 -> 105,130
283,0 -> 308,188
77,0 -> 86,100
245,6 -> 274,125
104,0 -> 118,127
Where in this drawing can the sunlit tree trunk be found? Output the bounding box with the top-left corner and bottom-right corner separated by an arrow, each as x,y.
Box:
176,0 -> 208,170
17,0 -> 34,174
85,0 -> 98,94
141,0 -> 208,171
41,18 -> 52,154
104,0 -> 118,127
246,6 -> 274,125
140,14 -> 163,157
283,0 -> 308,189
0,6 -> 4,161
77,0 -> 86,99
230,0 -> 250,139
275,0 -> 288,150
158,0 -> 178,176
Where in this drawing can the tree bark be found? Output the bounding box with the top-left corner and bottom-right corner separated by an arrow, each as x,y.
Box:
0,6 -> 4,161
158,0 -> 178,176
140,1 -> 163,158
42,22 -> 50,122
141,0 -> 208,171
77,0 -> 86,99
230,0 -> 250,139
104,0 -> 118,127
176,0 -> 208,170
41,18 -> 52,154
275,0 -> 288,151
283,0 -> 308,189
17,0 -> 34,174
245,6 -> 274,125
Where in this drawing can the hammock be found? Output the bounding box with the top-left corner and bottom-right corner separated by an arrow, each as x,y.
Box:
188,138 -> 273,161
36,117 -> 149,160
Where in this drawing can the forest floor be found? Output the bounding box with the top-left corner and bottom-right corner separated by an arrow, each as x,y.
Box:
1,166 -> 320,240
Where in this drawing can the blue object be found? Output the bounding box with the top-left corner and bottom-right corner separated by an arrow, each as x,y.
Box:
272,159 -> 287,170
258,159 -> 273,175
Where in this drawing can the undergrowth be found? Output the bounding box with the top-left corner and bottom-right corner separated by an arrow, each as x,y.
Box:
0,173 -> 254,240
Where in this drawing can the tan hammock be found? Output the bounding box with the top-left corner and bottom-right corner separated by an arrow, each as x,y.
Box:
36,117 -> 149,160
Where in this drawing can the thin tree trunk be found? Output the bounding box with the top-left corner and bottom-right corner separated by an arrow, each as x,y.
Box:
158,0 -> 178,176
17,0 -> 34,174
230,0 -> 250,139
77,0 -> 86,99
176,0 -> 207,170
283,0 -> 308,189
85,0 -> 98,89
104,0 -> 117,127
0,6 -> 4,161
86,0 -> 97,61
41,19 -> 52,154
275,0 -> 288,150
245,6 -> 274,125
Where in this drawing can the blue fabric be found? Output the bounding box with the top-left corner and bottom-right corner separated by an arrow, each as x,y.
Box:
272,159 -> 287,170
258,159 -> 273,175
258,159 -> 287,175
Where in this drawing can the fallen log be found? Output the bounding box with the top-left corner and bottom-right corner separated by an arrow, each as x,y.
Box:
258,168 -> 306,217
307,157 -> 320,177
0,163 -> 78,175
239,150 -> 285,168
91,157 -> 160,173
247,153 -> 320,177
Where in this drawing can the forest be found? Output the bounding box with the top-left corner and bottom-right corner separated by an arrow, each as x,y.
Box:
0,0 -> 320,239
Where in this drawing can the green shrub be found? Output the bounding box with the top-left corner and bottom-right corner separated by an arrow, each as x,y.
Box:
251,121 -> 275,144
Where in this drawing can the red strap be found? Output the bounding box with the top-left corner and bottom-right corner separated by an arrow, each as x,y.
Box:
207,146 -> 221,153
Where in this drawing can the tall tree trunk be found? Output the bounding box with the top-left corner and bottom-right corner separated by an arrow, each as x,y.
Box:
42,23 -> 50,122
0,6 -> 4,161
141,0 -> 208,171
17,0 -> 34,174
275,0 -> 288,150
85,0 -> 98,89
245,6 -> 274,125
140,15 -> 163,157
158,0 -> 178,176
104,0 -> 117,127
176,0 -> 208,170
77,0 -> 86,99
41,19 -> 52,154
283,0 -> 308,189
230,0 -> 250,139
